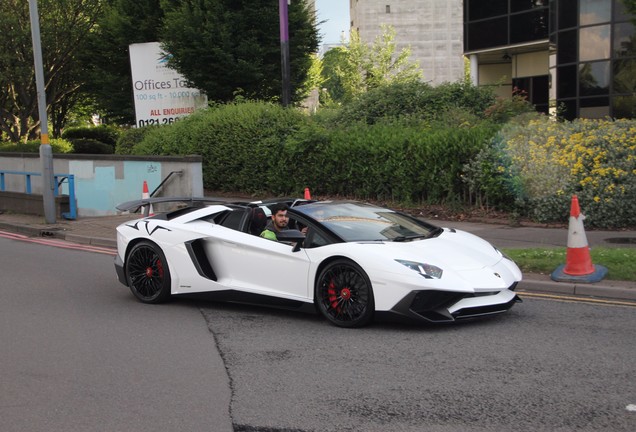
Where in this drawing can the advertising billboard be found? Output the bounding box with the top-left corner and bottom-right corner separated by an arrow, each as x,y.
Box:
129,42 -> 208,127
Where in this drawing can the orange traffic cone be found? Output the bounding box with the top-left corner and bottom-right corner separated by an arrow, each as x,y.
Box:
304,187 -> 312,200
141,180 -> 154,216
551,195 -> 607,283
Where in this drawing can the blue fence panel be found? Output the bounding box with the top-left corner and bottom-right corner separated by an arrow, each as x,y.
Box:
0,170 -> 77,220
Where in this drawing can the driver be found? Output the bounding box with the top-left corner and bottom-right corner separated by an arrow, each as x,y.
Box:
260,203 -> 289,241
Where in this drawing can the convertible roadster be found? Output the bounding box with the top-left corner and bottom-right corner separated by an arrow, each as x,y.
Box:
114,197 -> 522,327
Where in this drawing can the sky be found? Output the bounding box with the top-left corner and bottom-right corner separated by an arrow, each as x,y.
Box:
314,0 -> 350,45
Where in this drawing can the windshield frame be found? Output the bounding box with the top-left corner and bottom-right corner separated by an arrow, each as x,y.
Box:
291,201 -> 440,242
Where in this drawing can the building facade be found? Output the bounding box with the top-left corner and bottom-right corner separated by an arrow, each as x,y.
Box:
465,0 -> 636,119
350,0 -> 465,85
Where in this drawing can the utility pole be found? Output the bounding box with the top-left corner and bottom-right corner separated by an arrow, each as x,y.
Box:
28,0 -> 56,223
279,0 -> 291,107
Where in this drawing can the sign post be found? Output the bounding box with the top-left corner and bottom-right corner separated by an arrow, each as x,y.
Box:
28,0 -> 55,223
279,0 -> 291,107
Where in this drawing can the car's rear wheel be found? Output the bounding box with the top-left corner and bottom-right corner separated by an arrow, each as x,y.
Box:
125,241 -> 171,303
315,259 -> 374,328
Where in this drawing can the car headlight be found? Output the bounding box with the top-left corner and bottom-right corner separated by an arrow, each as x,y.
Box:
396,260 -> 443,279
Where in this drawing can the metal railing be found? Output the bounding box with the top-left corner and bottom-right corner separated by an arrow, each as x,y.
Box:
0,170 -> 77,220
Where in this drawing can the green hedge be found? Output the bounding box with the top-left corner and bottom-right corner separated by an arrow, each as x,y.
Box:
62,125 -> 121,148
331,81 -> 499,126
275,120 -> 499,203
131,101 -> 499,203
0,139 -> 73,153
115,126 -> 154,155
71,138 -> 114,154
134,101 -> 307,192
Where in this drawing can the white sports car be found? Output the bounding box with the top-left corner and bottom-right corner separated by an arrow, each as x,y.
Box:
114,198 -> 522,327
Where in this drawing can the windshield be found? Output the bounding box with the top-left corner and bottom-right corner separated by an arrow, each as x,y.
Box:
295,202 -> 438,242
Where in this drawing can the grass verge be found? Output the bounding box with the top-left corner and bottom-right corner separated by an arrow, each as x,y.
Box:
501,247 -> 636,282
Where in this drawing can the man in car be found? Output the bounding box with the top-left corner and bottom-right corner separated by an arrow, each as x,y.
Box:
260,203 -> 289,241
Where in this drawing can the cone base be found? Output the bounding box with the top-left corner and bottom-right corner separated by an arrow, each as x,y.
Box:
551,264 -> 608,283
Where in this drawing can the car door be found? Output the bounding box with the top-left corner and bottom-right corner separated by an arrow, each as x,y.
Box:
205,208 -> 312,301
210,230 -> 313,301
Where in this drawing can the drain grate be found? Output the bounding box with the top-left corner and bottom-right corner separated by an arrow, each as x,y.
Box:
40,228 -> 62,237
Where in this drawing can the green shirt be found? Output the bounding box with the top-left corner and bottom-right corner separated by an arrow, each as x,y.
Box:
260,229 -> 278,241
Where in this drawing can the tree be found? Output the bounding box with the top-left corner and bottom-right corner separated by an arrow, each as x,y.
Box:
329,25 -> 422,103
320,46 -> 347,104
299,53 -> 325,100
0,0 -> 103,142
81,0 -> 165,125
159,0 -> 319,104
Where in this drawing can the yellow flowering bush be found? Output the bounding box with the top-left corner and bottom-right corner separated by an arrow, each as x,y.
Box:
494,117 -> 636,227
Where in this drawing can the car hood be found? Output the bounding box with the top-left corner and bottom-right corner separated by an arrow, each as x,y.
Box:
378,228 -> 502,271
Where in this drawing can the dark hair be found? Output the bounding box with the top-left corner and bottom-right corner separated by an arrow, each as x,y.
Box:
269,203 -> 289,215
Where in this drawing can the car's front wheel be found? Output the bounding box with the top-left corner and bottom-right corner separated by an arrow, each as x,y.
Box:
315,259 -> 374,328
125,241 -> 171,303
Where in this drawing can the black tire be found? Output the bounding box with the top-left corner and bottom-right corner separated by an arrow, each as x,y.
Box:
125,241 -> 171,303
315,259 -> 375,328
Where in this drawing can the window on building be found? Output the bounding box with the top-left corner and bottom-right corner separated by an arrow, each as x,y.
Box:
613,22 -> 636,58
512,0 -> 548,13
614,0 -> 632,21
613,95 -> 636,118
467,0 -> 507,21
557,29 -> 578,64
579,24 -> 611,61
558,0 -> 578,29
386,5 -> 390,14
467,17 -> 508,50
613,59 -> 636,94
513,75 -> 550,114
580,0 -> 611,26
557,64 -> 578,98
580,96 -> 610,118
510,9 -> 549,44
579,61 -> 610,96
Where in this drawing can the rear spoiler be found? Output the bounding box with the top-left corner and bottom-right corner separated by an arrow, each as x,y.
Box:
116,196 -> 234,215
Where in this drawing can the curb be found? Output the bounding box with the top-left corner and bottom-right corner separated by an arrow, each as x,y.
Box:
0,221 -> 117,248
518,278 -> 636,302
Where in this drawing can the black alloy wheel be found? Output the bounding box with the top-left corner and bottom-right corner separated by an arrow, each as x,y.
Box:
125,241 -> 171,303
315,259 -> 374,328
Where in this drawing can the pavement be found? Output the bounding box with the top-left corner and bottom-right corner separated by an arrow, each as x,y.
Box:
1,208 -> 635,303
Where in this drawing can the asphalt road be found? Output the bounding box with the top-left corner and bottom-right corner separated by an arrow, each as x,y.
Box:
0,237 -> 232,432
200,299 -> 636,432
2,236 -> 635,432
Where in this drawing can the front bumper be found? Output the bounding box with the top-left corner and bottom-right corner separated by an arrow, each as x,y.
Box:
387,283 -> 521,323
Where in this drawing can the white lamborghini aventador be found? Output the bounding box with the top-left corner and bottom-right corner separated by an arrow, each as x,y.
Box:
114,197 -> 522,327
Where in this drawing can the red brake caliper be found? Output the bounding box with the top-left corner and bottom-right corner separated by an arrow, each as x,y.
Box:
327,280 -> 352,312
327,280 -> 339,311
156,259 -> 164,279
146,257 -> 163,279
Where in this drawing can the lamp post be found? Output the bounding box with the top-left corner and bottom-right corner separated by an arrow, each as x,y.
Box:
279,0 -> 291,107
28,0 -> 56,223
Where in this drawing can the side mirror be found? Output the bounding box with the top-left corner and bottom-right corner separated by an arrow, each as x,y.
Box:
276,229 -> 305,252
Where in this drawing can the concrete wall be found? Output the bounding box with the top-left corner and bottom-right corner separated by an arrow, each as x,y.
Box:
350,0 -> 464,85
0,191 -> 70,218
0,153 -> 203,217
